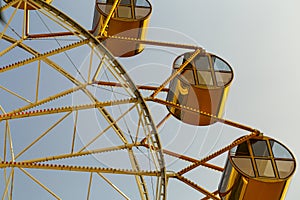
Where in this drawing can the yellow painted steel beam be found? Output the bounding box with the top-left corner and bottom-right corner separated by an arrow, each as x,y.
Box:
175,175 -> 221,200
20,168 -> 61,200
35,60 -> 41,102
156,113 -> 172,129
2,31 -> 201,51
1,34 -> 37,56
42,50 -> 137,152
3,27 -> 166,191
71,110 -> 78,154
134,109 -> 143,144
78,102 -> 138,151
0,1 -> 21,40
0,85 -> 32,104
0,39 -> 89,73
0,98 -> 138,121
142,143 -> 223,172
15,112 -> 71,160
38,43 -> 141,169
148,97 -> 256,133
177,131 -> 261,176
91,56 -> 106,81
22,2 -> 28,37
23,143 -> 142,164
201,190 -> 219,200
1,168 -> 14,200
99,0 -> 121,36
150,49 -> 201,98
98,35 -> 201,50
1,0 -> 21,12
3,122 -> 8,161
128,148 -> 150,200
1,2 -> 167,197
135,112 -> 161,171
86,173 -> 93,200
11,84 -> 87,114
6,120 -> 15,162
0,38 -> 25,56
97,173 -> 130,200
162,149 -> 223,172
94,81 -> 169,92
87,46 -> 94,82
0,161 -> 161,176
38,42 -> 136,162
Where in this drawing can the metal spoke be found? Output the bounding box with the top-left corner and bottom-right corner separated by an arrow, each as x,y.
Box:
19,168 -> 61,200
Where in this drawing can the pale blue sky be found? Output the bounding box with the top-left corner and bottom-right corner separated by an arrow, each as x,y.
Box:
60,0 -> 300,198
1,0 -> 300,199
151,1 -> 300,199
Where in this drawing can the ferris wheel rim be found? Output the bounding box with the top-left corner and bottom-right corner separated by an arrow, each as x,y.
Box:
0,0 -> 166,199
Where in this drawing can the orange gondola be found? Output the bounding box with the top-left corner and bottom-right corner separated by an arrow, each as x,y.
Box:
92,0 -> 152,57
219,135 -> 296,200
166,51 -> 233,126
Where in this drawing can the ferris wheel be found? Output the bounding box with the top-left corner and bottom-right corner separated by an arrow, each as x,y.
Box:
0,0 -> 296,200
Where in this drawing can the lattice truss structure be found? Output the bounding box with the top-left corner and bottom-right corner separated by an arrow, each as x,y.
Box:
0,0 -> 295,200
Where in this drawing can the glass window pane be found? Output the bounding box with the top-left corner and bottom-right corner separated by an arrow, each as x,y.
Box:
251,140 -> 270,157
118,6 -> 132,18
135,7 -> 150,19
194,56 -> 210,71
215,71 -> 232,86
175,54 -> 194,70
276,160 -> 295,179
255,159 -> 275,178
135,0 -> 150,7
174,56 -> 183,69
270,140 -> 293,159
184,56 -> 196,70
231,142 -> 250,157
232,157 -> 255,177
181,70 -> 195,85
98,0 -> 108,3
197,71 -> 213,86
213,57 -> 231,71
99,4 -> 112,15
120,0 -> 131,5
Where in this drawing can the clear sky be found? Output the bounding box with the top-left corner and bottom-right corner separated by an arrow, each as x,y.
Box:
147,0 -> 300,199
52,0 -> 300,198
1,0 -> 300,199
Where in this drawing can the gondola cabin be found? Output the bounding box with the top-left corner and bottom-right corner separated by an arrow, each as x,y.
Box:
166,52 -> 233,126
218,135 -> 296,200
4,0 -> 53,10
92,0 -> 152,57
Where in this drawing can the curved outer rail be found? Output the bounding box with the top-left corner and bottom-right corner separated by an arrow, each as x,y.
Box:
0,0 -> 167,199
